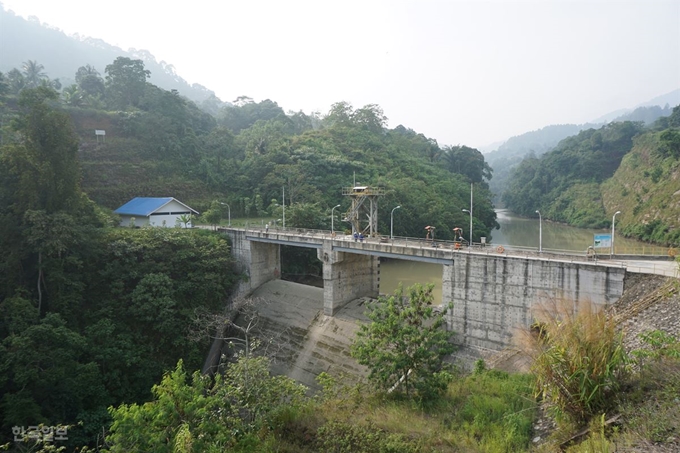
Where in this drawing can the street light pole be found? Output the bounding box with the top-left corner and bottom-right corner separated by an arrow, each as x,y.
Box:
331,204 -> 341,235
535,210 -> 542,253
282,186 -> 285,229
463,182 -> 473,247
462,209 -> 472,247
390,205 -> 401,239
218,202 -> 231,227
611,210 -> 621,257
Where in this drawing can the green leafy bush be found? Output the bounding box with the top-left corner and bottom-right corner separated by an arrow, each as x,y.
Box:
350,283 -> 455,400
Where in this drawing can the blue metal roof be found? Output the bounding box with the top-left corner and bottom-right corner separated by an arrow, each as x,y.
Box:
114,197 -> 196,216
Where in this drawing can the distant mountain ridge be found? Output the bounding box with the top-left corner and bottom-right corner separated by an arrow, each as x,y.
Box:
485,92 -> 678,205
487,89 -> 680,156
0,5 -> 228,111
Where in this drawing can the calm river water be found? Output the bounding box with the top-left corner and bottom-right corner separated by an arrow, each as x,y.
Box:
380,209 -> 669,303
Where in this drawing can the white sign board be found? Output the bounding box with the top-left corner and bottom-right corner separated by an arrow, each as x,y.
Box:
95,130 -> 106,136
593,234 -> 612,248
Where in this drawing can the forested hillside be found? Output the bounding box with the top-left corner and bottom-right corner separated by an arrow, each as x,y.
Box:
502,107 -> 680,245
1,55 -> 498,242
2,34 -> 679,453
486,103 -> 675,205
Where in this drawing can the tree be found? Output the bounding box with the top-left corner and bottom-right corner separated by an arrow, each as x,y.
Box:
324,101 -> 354,128
442,145 -> 493,184
105,57 -> 150,108
5,86 -> 82,213
61,84 -> 84,107
0,86 -> 95,309
0,308 -> 107,441
353,104 -> 388,133
351,283 -> 454,399
22,60 -> 48,88
0,71 -> 9,100
199,209 -> 221,229
6,68 -> 25,94
105,356 -> 307,452
76,65 -> 105,98
75,64 -> 100,84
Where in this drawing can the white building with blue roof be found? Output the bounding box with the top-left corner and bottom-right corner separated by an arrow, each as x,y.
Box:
114,197 -> 199,228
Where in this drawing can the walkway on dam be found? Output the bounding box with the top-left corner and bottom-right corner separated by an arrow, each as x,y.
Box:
222,225 -> 678,277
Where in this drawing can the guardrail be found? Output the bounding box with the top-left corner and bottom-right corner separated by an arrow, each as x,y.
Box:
224,226 -> 678,265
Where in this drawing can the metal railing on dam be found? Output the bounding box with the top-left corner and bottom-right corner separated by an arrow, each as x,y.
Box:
218,225 -> 676,273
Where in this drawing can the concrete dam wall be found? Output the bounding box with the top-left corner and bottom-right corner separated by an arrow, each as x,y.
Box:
223,229 -> 626,377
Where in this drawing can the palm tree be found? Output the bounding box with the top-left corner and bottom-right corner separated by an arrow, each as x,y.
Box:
62,84 -> 83,107
22,60 -> 48,88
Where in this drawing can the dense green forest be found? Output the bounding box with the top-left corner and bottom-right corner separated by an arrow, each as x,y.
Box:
502,108 -> 680,245
0,85 -> 239,447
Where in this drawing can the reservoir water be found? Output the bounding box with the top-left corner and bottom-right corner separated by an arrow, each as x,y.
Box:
491,209 -> 667,254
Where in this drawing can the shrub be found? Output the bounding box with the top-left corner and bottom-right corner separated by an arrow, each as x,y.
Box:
315,420 -> 419,453
525,299 -> 628,424
350,283 -> 455,401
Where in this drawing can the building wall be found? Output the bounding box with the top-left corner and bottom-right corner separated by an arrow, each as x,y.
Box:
118,215 -> 150,228
148,214 -> 192,228
149,199 -> 194,228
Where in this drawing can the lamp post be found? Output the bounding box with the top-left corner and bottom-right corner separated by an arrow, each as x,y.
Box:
611,211 -> 621,257
331,204 -> 341,235
536,210 -> 542,253
218,202 -> 231,227
462,209 -> 472,247
463,182 -> 473,247
390,205 -> 401,239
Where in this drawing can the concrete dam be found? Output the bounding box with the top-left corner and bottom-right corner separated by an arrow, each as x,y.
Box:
227,228 -> 624,342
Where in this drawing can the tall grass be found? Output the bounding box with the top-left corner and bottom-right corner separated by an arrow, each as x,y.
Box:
276,368 -> 537,452
522,299 -> 628,424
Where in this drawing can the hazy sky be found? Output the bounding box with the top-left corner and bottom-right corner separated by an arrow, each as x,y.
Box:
2,0 -> 679,149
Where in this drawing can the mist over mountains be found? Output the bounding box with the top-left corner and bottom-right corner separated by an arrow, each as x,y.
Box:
1,0 -> 677,166
0,5 -> 229,112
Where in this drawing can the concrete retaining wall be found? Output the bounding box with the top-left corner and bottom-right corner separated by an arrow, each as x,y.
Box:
444,254 -> 626,351
226,230 -> 281,298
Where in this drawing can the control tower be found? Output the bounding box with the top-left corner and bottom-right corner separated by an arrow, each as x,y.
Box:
342,185 -> 385,237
